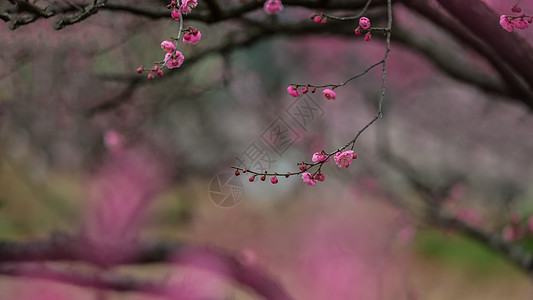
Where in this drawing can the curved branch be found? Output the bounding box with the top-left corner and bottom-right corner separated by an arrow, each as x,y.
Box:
0,234 -> 294,300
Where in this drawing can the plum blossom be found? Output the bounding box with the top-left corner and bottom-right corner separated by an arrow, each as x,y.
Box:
271,176 -> 278,184
322,89 -> 336,100
359,17 -> 371,30
165,51 -> 185,69
364,32 -> 372,41
334,150 -> 354,168
302,172 -> 317,186
264,0 -> 284,15
161,40 -> 176,53
180,0 -> 198,14
312,152 -> 328,163
171,9 -> 181,20
183,29 -> 202,44
314,173 -> 325,182
287,86 -> 300,97
500,15 -> 514,32
514,18 -> 529,29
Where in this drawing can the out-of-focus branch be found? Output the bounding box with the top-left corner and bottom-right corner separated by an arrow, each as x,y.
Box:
402,0 -> 533,108
0,263 -> 167,297
432,0 -> 533,104
1,0 -> 391,29
0,233 -> 295,300
381,150 -> 533,275
391,25 -> 511,99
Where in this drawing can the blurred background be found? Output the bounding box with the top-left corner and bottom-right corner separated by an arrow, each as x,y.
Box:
1,0 -> 533,299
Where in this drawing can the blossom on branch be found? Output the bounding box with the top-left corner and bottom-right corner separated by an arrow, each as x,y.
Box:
264,0 -> 284,15
165,51 -> 185,69
334,150 -> 354,168
287,86 -> 300,97
161,40 -> 176,53
302,172 -> 317,186
359,17 -> 371,30
180,0 -> 198,14
322,89 -> 336,100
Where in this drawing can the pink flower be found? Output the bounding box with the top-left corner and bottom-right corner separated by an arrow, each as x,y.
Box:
334,150 -> 354,168
183,30 -> 202,44
500,15 -> 514,32
364,32 -> 372,41
514,18 -> 529,29
354,27 -> 362,35
264,0 -> 284,15
161,40 -> 176,53
165,51 -> 184,69
287,86 -> 300,97
312,152 -> 329,163
302,172 -> 317,186
180,0 -> 198,14
322,89 -> 336,100
171,9 -> 181,20
314,172 -> 325,182
359,17 -> 371,30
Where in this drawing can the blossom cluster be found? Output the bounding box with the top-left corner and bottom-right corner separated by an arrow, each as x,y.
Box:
354,17 -> 372,41
301,150 -> 357,186
137,0 -> 201,80
500,3 -> 532,32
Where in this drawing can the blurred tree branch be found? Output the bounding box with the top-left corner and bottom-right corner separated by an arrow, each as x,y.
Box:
0,233 -> 294,300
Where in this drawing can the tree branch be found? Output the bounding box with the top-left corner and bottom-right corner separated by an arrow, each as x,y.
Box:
0,234 -> 294,300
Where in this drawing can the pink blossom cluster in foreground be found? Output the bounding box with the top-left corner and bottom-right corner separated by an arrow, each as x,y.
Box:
500,3 -> 532,32
302,150 -> 357,186
137,0 -> 200,79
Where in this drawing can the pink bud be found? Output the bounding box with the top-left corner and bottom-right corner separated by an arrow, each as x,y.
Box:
249,175 -> 256,182
161,40 -> 176,53
352,152 -> 357,159
301,87 -> 308,94
260,174 -> 266,181
287,86 -> 300,97
171,9 -> 181,20
243,168 -> 248,173
299,164 -> 307,171
183,30 -> 202,44
263,0 -> 284,15
136,66 -> 143,74
359,17 -> 371,30
354,27 -> 362,35
511,3 -> 522,13
322,88 -> 336,100
320,18 -> 327,25
148,72 -> 155,80
156,70 -> 163,77
314,16 -> 322,23
364,32 -> 372,41
235,170 -> 240,176
270,176 -> 278,184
